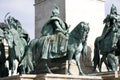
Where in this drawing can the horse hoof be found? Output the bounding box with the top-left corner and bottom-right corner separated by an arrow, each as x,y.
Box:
67,72 -> 72,75
93,68 -> 99,72
48,72 -> 53,74
93,68 -> 96,72
99,70 -> 101,73
47,70 -> 53,74
79,72 -> 85,76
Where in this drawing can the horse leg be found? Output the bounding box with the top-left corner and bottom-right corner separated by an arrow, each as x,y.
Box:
115,56 -> 119,71
8,56 -> 14,76
67,50 -> 74,75
11,60 -> 14,75
107,53 -> 118,71
99,54 -> 107,72
75,52 -> 85,75
44,59 -> 52,73
93,52 -> 100,72
93,49 -> 100,72
93,63 -> 97,72
11,59 -> 18,75
8,60 -> 12,76
112,56 -> 118,71
13,59 -> 18,75
18,65 -> 26,75
104,58 -> 112,72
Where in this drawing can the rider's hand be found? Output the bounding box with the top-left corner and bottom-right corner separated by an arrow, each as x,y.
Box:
64,31 -> 69,35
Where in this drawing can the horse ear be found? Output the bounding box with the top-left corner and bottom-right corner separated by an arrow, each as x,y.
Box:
87,23 -> 89,26
87,23 -> 90,31
80,22 -> 84,27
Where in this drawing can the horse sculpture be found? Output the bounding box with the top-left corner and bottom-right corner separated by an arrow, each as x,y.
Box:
67,22 -> 89,75
93,23 -> 120,72
93,35 -> 119,72
93,4 -> 120,72
20,21 -> 89,75
3,16 -> 30,75
93,12 -> 120,72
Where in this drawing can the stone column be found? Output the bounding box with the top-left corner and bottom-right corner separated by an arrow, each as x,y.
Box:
34,0 -> 65,38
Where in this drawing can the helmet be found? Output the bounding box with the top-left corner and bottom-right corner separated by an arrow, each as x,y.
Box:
52,6 -> 60,17
110,4 -> 117,14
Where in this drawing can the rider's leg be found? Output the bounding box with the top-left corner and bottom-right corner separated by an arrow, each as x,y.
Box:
112,33 -> 118,49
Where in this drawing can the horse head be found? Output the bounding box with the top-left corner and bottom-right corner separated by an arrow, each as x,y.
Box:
79,21 -> 90,42
70,21 -> 90,56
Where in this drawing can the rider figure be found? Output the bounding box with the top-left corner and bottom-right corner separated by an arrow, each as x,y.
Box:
100,4 -> 120,49
41,6 -> 69,59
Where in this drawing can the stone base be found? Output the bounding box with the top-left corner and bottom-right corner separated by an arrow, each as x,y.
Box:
1,72 -> 120,80
88,71 -> 120,80
0,74 -> 102,80
35,56 -> 93,75
0,75 -> 36,80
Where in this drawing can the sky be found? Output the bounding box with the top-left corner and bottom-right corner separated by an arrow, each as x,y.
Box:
0,0 -> 120,40
0,0 -> 34,39
105,0 -> 120,15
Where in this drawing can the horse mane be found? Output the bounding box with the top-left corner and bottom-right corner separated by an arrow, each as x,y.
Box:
70,22 -> 82,38
69,21 -> 89,40
68,21 -> 89,56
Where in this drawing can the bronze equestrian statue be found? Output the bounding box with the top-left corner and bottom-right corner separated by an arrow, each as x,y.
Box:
93,4 -> 120,72
20,6 -> 90,75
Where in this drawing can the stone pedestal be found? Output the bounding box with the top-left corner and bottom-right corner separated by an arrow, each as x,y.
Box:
35,74 -> 102,80
95,72 -> 120,80
34,56 -> 93,75
1,72 -> 120,80
0,74 -> 102,80
0,75 -> 36,80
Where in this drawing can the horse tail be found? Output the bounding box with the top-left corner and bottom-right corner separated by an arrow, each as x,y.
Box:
18,38 -> 38,74
93,37 -> 100,69
81,41 -> 87,58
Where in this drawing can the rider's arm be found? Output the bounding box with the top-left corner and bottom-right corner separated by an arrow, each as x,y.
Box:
110,14 -> 118,20
103,15 -> 110,24
54,20 -> 66,34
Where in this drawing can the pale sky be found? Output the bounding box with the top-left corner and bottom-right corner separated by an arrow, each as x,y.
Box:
0,0 -> 120,40
0,0 -> 34,39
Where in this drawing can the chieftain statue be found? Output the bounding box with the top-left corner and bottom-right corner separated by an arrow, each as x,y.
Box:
20,6 -> 69,74
93,4 -> 120,72
41,6 -> 69,59
21,6 -> 89,75
0,14 -> 30,76
100,4 -> 120,48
